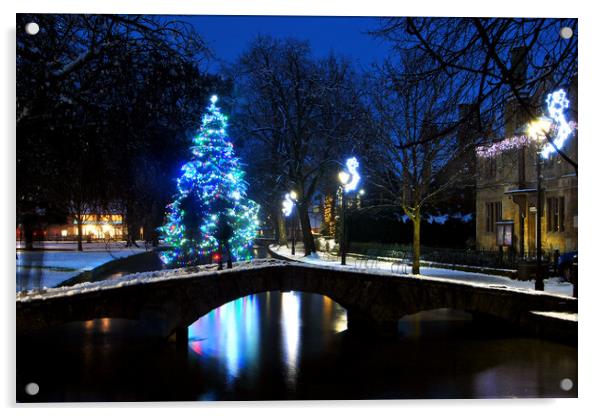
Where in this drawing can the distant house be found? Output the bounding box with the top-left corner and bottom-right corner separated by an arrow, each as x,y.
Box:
17,207 -> 129,242
45,212 -> 126,240
475,75 -> 577,256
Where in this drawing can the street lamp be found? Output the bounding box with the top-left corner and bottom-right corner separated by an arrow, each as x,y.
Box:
282,191 -> 298,255
358,189 -> 365,209
338,157 -> 361,265
526,88 -> 575,291
528,119 -> 552,291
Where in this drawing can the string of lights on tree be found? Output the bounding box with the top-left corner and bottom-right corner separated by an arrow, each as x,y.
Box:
159,95 -> 260,266
476,89 -> 577,159
476,134 -> 531,158
323,195 -> 335,236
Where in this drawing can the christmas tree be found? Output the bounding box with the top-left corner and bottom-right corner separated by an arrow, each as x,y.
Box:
159,95 -> 260,266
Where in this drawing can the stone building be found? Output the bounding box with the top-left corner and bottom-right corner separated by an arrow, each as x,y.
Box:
475,79 -> 577,256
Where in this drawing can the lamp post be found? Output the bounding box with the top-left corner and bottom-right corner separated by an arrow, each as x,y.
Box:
358,189 -> 365,209
526,89 -> 574,291
338,157 -> 361,266
535,151 -> 544,291
282,191 -> 298,255
338,173 -> 350,265
528,119 -> 552,291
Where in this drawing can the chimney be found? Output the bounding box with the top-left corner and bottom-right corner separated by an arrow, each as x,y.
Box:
457,103 -> 480,149
510,46 -> 528,87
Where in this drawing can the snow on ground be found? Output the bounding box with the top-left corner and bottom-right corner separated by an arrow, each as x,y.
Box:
17,240 -> 149,251
16,241 -> 147,291
17,243 -> 575,304
16,240 -> 574,302
530,310 -> 578,321
16,258 -> 288,303
269,244 -> 575,297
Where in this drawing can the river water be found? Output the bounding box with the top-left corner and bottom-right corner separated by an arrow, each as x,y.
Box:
16,246 -> 577,402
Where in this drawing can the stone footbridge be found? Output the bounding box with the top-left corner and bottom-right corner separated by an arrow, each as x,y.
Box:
16,259 -> 577,342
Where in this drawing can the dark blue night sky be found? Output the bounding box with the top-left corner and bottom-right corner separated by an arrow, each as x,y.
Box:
174,15 -> 390,71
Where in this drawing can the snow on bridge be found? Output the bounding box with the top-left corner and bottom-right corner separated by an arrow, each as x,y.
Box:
17,259 -> 576,342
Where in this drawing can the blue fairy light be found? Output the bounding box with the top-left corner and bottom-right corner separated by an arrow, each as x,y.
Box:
158,95 -> 260,266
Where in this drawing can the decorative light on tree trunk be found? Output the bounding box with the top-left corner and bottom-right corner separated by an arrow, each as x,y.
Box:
159,95 -> 260,266
323,194 -> 335,236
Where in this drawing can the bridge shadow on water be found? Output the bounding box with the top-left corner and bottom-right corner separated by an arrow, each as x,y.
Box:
16,289 -> 577,402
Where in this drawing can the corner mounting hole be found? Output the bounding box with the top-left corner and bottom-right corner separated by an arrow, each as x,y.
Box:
25,382 -> 39,396
25,22 -> 40,36
560,378 -> 573,391
560,27 -> 573,39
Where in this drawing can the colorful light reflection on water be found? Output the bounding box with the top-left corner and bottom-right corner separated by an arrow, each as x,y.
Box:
188,294 -> 261,380
17,292 -> 576,401
281,291 -> 300,388
187,290 -> 348,390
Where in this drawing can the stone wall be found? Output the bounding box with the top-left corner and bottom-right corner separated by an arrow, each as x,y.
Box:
17,261 -> 577,341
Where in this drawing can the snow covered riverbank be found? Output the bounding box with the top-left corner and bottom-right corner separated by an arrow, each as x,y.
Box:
268,244 -> 575,297
16,241 -> 148,291
16,259 -> 288,302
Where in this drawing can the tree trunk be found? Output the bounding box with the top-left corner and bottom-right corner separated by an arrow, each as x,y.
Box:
143,224 -> 150,242
23,221 -> 34,250
411,210 -> 421,275
127,223 -> 140,246
76,213 -> 83,252
277,210 -> 287,245
150,201 -> 163,247
217,240 -> 224,270
126,204 -> 140,246
297,201 -> 316,256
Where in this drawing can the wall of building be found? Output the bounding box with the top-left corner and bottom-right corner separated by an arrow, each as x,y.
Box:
475,90 -> 578,256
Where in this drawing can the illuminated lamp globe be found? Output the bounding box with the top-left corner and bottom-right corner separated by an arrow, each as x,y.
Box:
338,171 -> 350,185
527,118 -> 552,141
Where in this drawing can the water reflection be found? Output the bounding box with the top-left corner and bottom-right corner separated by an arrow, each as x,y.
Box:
17,290 -> 577,402
16,250 -> 46,291
189,294 -> 260,381
281,291 -> 300,388
323,296 -> 348,333
187,290 -> 348,394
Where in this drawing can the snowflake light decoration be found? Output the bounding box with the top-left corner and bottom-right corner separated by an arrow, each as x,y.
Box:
342,157 -> 361,192
540,89 -> 574,159
477,88 -> 576,160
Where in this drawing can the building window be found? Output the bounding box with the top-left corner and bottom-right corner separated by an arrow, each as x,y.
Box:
485,201 -> 502,232
546,196 -> 565,232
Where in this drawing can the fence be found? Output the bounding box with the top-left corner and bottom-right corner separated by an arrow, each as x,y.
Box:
348,242 -> 557,271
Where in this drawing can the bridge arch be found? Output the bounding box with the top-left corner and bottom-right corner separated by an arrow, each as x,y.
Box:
17,261 -> 576,341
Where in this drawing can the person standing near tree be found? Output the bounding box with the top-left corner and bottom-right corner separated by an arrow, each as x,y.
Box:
215,215 -> 234,270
